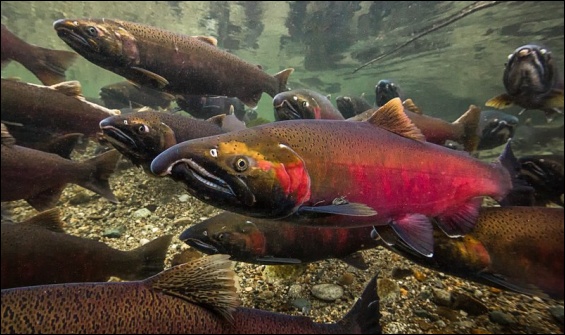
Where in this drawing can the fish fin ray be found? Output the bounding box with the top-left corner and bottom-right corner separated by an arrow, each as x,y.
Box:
147,254 -> 239,322
131,66 -> 169,88
122,235 -> 173,280
453,105 -> 481,153
402,99 -> 423,114
274,68 -> 294,93
542,89 -> 564,109
435,198 -> 482,237
478,272 -> 550,300
337,273 -> 382,334
485,94 -> 514,109
50,80 -> 82,96
1,123 -> 17,146
192,36 -> 218,46
27,47 -> 77,85
497,140 -> 535,206
366,98 -> 426,142
390,214 -> 434,257
299,202 -> 377,217
44,133 -> 83,159
26,186 -> 65,211
22,208 -> 66,233
78,150 -> 121,203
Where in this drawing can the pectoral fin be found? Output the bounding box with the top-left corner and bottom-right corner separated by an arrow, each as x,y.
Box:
339,252 -> 370,270
389,214 -> 434,257
131,67 -> 169,88
478,272 -> 550,299
485,94 -> 514,109
435,198 -> 482,237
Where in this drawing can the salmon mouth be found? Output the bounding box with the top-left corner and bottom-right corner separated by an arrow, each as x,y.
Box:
168,159 -> 236,197
274,99 -> 302,120
181,237 -> 220,254
99,124 -> 138,150
54,21 -> 100,52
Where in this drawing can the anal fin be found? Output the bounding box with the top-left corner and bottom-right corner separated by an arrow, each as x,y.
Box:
389,214 -> 434,257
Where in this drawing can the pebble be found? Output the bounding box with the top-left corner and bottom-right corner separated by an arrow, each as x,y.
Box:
288,284 -> 303,298
432,288 -> 452,307
377,278 -> 399,302
139,238 -> 150,245
178,194 -> 190,202
132,208 -> 152,218
311,283 -> 344,301
548,305 -> 564,325
338,272 -> 355,286
489,310 -> 516,325
102,226 -> 125,238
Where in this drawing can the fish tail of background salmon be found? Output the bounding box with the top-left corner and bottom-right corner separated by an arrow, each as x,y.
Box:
336,274 -> 381,334
77,149 -> 122,204
118,235 -> 173,281
25,46 -> 77,85
452,104 -> 481,153
273,68 -> 294,94
496,140 -> 534,206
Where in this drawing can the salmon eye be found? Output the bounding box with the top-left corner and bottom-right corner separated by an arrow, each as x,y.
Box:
234,157 -> 249,172
302,101 -> 309,108
137,124 -> 149,133
217,233 -> 225,241
86,26 -> 98,37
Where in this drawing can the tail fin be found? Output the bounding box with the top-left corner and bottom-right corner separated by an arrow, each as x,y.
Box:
496,140 -> 534,205
27,46 -> 78,85
274,68 -> 294,93
337,274 -> 381,334
79,149 -> 121,203
453,105 -> 481,153
121,235 -> 173,280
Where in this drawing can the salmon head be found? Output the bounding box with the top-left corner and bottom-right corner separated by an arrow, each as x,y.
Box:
99,112 -> 176,171
54,19 -> 139,69
503,44 -> 557,96
151,129 -> 311,218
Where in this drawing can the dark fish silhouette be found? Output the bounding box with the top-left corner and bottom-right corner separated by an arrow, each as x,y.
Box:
180,211 -> 378,269
1,208 -> 172,289
336,94 -> 373,118
151,98 -> 524,257
54,18 -> 293,107
99,81 -> 174,109
518,154 -> 564,206
1,254 -> 381,334
375,79 -> 402,107
486,44 -> 564,122
373,206 -> 564,300
176,95 -> 248,121
1,24 -> 77,85
273,89 -> 345,120
99,111 -> 225,173
477,110 -> 519,150
1,124 -> 120,210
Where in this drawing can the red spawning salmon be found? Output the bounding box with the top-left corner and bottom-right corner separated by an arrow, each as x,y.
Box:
151,98 -> 523,257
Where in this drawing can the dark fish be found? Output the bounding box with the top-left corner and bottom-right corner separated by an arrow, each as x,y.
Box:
99,111 -> 225,173
486,44 -> 564,122
373,206 -> 564,300
336,94 -> 373,119
351,101 -> 482,153
1,79 -> 120,143
518,154 -> 564,206
375,79 -> 402,107
151,98 -> 523,257
1,124 -> 120,210
54,18 -> 294,107
273,89 -> 345,120
180,211 -> 378,269
1,208 -> 172,289
513,119 -> 564,150
0,254 -> 381,334
1,24 -> 77,85
176,95 -> 248,121
477,110 -> 519,150
99,81 -> 174,109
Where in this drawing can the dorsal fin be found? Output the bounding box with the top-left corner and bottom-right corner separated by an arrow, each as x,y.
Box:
21,208 -> 66,233
50,80 -> 82,97
45,133 -> 83,159
1,123 -> 16,146
402,99 -> 423,115
206,114 -> 226,128
192,36 -> 218,47
145,254 -> 239,322
366,98 -> 426,141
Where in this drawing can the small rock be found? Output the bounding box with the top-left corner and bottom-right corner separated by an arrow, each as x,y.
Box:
435,306 -> 459,321
132,208 -> 152,218
451,292 -> 488,316
102,226 -> 126,238
391,267 -> 413,279
338,272 -> 355,286
145,204 -> 158,212
311,283 -> 344,301
288,284 -> 303,298
414,308 -> 439,321
139,238 -> 150,245
259,290 -> 274,300
413,269 -> 427,282
416,319 -> 434,331
432,288 -> 452,307
244,286 -> 253,292
68,192 -> 93,205
377,278 -> 399,302
489,310 -> 516,325
178,194 -> 190,202
291,298 -> 311,314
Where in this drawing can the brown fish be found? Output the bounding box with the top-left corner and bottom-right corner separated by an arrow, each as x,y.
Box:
1,124 -> 120,210
54,18 -> 294,107
1,208 -> 172,289
1,79 -> 120,144
99,111 -> 225,173
1,24 -> 77,85
180,211 -> 378,269
373,206 -> 564,300
1,254 -> 381,334
273,89 -> 345,120
99,80 -> 174,109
